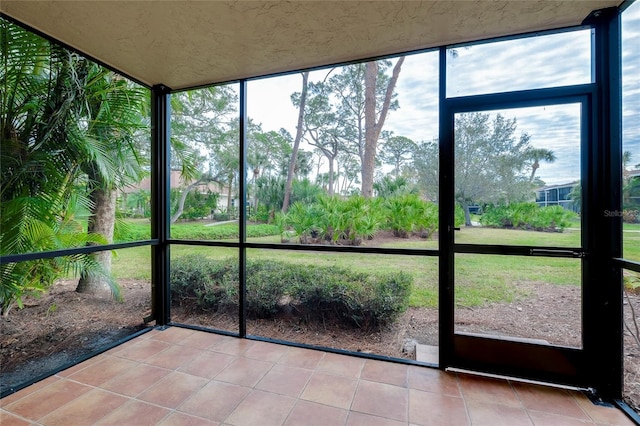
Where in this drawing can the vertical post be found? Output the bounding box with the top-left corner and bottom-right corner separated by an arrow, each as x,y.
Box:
438,46 -> 454,368
583,7 -> 623,399
151,84 -> 172,327
239,80 -> 248,337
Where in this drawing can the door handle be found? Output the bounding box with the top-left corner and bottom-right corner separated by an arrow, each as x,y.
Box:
529,248 -> 586,258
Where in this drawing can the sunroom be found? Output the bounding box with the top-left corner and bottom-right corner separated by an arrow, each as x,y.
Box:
1,1 -> 639,424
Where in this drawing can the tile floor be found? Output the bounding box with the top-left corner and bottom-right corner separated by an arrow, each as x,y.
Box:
0,326 -> 635,426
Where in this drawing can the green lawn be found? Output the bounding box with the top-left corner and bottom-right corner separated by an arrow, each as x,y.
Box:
112,222 -> 638,309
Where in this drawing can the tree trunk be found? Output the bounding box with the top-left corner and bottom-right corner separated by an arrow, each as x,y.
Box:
227,175 -> 234,215
171,181 -> 199,223
462,201 -> 472,227
76,187 -> 116,296
283,72 -> 309,213
529,160 -> 539,182
328,158 -> 335,196
361,57 -> 404,198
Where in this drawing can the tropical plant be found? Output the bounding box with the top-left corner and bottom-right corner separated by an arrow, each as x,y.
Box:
526,148 -> 556,182
286,202 -> 320,244
480,202 -> 576,231
384,194 -> 438,238
254,175 -> 285,221
0,20 -> 127,312
125,189 -> 151,218
373,175 -> 417,198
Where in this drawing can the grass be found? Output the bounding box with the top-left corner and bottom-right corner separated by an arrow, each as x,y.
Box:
115,220 -> 278,242
111,221 -> 638,309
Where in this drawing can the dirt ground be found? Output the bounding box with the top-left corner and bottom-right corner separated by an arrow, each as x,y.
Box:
1,268 -> 639,415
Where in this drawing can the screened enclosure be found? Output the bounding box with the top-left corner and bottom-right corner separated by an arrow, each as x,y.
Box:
1,1 -> 638,418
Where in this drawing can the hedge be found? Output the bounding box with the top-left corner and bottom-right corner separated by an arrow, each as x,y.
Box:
170,255 -> 412,329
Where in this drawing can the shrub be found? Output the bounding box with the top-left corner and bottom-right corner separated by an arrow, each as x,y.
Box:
294,269 -> 412,328
245,260 -> 289,318
213,212 -> 230,221
384,194 -> 438,239
169,255 -> 237,313
170,256 -> 412,329
480,202 -> 576,232
454,204 -> 466,228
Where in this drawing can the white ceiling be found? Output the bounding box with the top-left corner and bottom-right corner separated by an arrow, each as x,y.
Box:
1,1 -> 622,90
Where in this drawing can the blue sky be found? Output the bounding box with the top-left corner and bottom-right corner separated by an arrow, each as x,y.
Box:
247,3 -> 639,186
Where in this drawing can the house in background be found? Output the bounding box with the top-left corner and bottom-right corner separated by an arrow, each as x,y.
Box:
119,170 -> 233,218
536,181 -> 579,212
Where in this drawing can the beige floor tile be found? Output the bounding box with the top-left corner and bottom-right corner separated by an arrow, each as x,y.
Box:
513,382 -> 590,421
407,365 -> 460,396
209,337 -> 255,356
138,371 -> 209,409
361,360 -> 408,387
0,409 -> 32,426
66,356 -> 138,386
181,331 -> 228,350
409,388 -> 470,426
466,399 -> 533,426
284,400 -> 349,426
144,344 -> 204,370
572,393 -> 636,425
278,347 -> 325,369
179,351 -> 235,379
316,352 -> 365,378
159,411 -> 220,425
149,326 -> 196,343
179,381 -> 251,422
255,364 -> 313,398
243,341 -> 288,363
110,338 -> 171,362
457,374 -> 520,407
351,380 -> 408,422
95,400 -> 171,426
0,375 -> 59,406
215,357 -> 273,387
55,354 -> 107,377
4,379 -> 91,421
527,409 -> 596,425
101,363 -> 171,397
39,388 -> 128,426
300,371 -> 358,410
346,411 -> 407,426
225,390 -> 295,426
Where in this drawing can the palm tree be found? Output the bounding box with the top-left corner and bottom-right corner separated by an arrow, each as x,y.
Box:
527,148 -> 556,182
0,20 -> 125,312
75,66 -> 148,295
0,20 -> 145,306
623,150 -> 633,180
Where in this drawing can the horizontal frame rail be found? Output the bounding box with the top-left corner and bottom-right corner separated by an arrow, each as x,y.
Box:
0,240 -> 158,265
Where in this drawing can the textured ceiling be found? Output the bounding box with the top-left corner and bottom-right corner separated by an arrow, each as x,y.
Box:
0,1 -> 622,90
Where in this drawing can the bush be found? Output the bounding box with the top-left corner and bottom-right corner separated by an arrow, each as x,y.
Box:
383,194 -> 438,239
213,212 -> 230,221
170,256 -> 412,329
169,255 -> 237,313
480,202 -> 576,232
249,205 -> 271,223
294,269 -> 412,328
